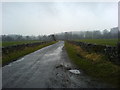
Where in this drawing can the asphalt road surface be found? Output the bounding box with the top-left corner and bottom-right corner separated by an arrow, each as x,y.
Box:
2,41 -> 112,88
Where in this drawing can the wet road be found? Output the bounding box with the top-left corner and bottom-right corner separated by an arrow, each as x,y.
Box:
2,41 -> 112,88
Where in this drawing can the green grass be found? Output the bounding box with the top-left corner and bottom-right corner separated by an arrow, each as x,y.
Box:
65,42 -> 120,87
76,39 -> 118,46
2,40 -> 42,47
2,41 -> 57,66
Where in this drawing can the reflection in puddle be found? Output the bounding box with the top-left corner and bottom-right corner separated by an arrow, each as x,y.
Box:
44,46 -> 63,57
42,44 -> 64,63
16,58 -> 24,62
4,58 -> 24,68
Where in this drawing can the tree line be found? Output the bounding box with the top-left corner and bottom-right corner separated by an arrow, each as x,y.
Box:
1,27 -> 119,41
55,27 -> 119,40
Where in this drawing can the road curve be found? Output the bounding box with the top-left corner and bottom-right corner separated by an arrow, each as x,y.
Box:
2,41 -> 112,88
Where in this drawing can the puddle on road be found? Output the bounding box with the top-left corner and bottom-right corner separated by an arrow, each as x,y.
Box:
16,58 -> 24,62
56,64 -> 80,75
55,63 -> 72,70
4,58 -> 25,67
42,45 -> 64,64
45,46 -> 63,57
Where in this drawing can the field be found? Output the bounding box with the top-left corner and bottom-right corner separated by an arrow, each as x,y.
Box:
2,40 -> 42,47
76,39 -> 118,46
65,42 -> 120,87
1,39 -> 118,47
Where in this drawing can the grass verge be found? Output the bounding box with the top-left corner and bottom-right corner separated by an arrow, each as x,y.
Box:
2,41 -> 57,66
65,41 -> 120,87
2,40 -> 42,47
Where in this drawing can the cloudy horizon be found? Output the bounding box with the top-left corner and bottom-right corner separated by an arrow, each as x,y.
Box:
2,2 -> 118,36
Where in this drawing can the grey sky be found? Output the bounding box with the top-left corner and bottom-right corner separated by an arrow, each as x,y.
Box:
2,2 -> 118,35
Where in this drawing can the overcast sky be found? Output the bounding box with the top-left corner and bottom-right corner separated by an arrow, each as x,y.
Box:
2,2 -> 118,35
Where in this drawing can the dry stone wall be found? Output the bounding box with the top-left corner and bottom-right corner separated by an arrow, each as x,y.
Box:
67,41 -> 119,65
2,42 -> 48,55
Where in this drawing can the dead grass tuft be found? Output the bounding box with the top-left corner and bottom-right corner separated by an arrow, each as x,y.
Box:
73,44 -> 103,62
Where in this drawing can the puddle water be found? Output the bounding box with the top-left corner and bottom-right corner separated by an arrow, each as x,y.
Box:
5,58 -> 25,67
41,45 -> 64,64
15,58 -> 24,62
45,46 -> 63,57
